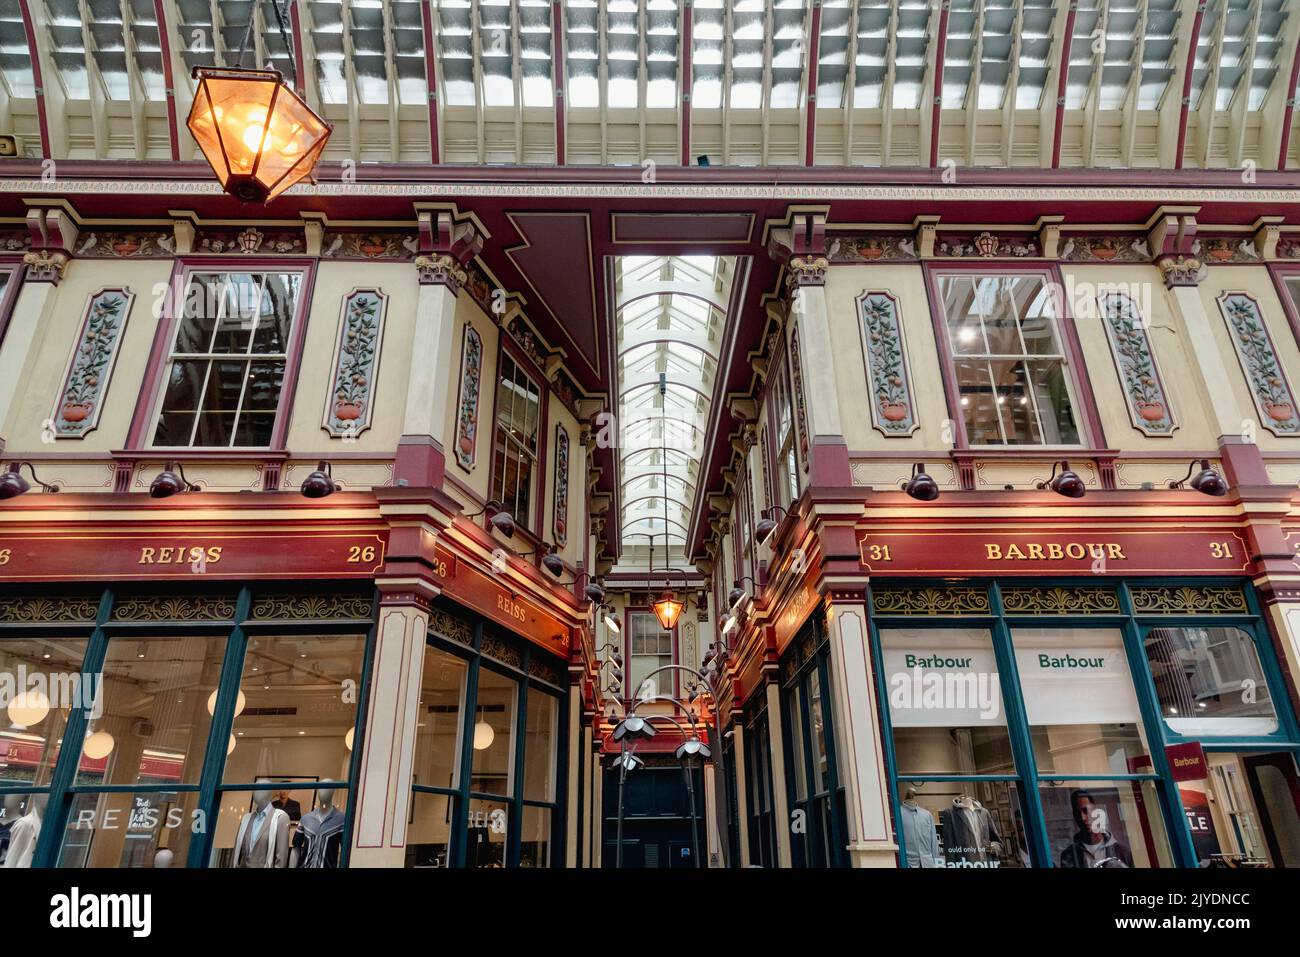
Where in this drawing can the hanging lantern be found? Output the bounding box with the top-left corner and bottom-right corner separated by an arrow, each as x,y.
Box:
187,66 -> 332,204
651,590 -> 685,631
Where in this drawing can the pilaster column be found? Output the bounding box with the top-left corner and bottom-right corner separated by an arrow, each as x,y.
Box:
730,717 -> 751,867
395,209 -> 486,487
0,245 -> 68,446
823,589 -> 898,867
350,583 -> 436,867
564,684 -> 582,866
763,673 -> 794,867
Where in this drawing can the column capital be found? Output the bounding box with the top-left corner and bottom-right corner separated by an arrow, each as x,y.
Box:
21,249 -> 70,284
1156,254 -> 1206,288
415,208 -> 486,292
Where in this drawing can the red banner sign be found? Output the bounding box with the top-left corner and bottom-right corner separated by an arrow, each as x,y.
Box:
1166,742 -> 1209,782
859,528 -> 1250,576
0,530 -> 388,580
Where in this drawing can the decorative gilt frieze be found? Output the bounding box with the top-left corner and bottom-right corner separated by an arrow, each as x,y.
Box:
415,253 -> 469,292
827,234 -> 917,262
1198,238 -> 1261,263
322,231 -> 416,259
871,586 -> 991,616
1217,292 -> 1300,436
0,596 -> 99,622
1061,235 -> 1152,262
527,653 -> 565,687
1129,585 -> 1248,615
429,607 -> 473,645
482,633 -> 523,669
74,231 -> 174,257
250,593 -> 375,620
1000,586 -> 1120,615
1156,255 -> 1206,288
553,425 -> 570,547
936,232 -> 1039,258
112,595 -> 237,622
1098,292 -> 1177,437
858,291 -> 918,437
22,249 -> 70,283
323,288 -> 387,438
51,287 -> 135,438
454,324 -> 484,470
784,255 -> 828,292
787,325 -> 811,472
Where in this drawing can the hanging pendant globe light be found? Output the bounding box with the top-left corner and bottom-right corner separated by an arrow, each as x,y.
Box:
83,729 -> 116,760
473,719 -> 496,751
7,688 -> 50,728
651,590 -> 685,631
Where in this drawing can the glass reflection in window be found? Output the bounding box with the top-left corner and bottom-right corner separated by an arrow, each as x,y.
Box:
0,636 -> 89,787
470,669 -> 516,793
1144,627 -> 1278,736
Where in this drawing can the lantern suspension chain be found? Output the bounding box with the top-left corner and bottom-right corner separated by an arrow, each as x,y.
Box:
234,0 -> 299,80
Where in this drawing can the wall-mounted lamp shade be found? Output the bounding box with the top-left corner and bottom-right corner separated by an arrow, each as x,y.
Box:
83,729 -> 115,760
0,465 -> 30,499
754,517 -> 779,547
902,463 -> 940,501
206,689 -> 246,717
300,462 -> 338,498
612,715 -> 656,743
149,463 -> 192,498
187,67 -> 332,204
473,720 -> 495,751
488,510 -> 516,539
1188,460 -> 1229,497
7,689 -> 50,727
585,583 -> 606,605
727,585 -> 746,609
1044,461 -> 1087,499
675,737 -> 712,761
602,612 -> 621,633
651,591 -> 685,630
541,550 -> 565,577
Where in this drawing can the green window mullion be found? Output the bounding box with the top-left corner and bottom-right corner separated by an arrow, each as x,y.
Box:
507,673 -> 529,868
986,581 -> 1051,868
339,590 -> 381,869
451,620 -> 485,868
814,649 -> 847,867
795,670 -> 822,865
32,587 -> 114,868
1116,581 -> 1198,868
186,585 -> 252,869
865,599 -> 910,868
553,678 -> 570,867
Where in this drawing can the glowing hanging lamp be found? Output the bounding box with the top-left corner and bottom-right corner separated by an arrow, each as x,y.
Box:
651,590 -> 685,631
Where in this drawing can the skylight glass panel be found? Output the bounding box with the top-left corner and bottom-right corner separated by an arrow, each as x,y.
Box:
814,1 -> 851,108
0,7 -> 36,99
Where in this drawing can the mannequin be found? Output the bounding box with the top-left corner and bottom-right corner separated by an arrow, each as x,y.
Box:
899,785 -> 943,868
939,792 -> 1003,866
233,780 -> 290,868
291,787 -> 345,869
0,793 -> 26,865
152,848 -> 174,868
1,793 -> 45,869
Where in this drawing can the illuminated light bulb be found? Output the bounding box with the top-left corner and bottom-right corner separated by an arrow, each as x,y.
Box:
473,720 -> 495,751
206,689 -> 246,717
7,689 -> 50,728
344,727 -> 355,751
227,734 -> 237,755
83,729 -> 115,760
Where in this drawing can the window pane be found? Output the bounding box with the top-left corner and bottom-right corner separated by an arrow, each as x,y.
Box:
900,780 -> 1032,869
1145,627 -> 1278,736
466,796 -> 508,867
955,358 -> 1003,444
223,634 -> 366,784
405,791 -> 454,867
0,636 -> 89,787
470,669 -> 516,793
787,685 -> 806,801
77,634 -> 224,786
0,791 -> 46,867
628,613 -> 672,700
880,627 -> 1015,776
520,804 -> 551,867
59,789 -> 201,867
807,669 -> 829,793
1041,780 -> 1172,868
1026,360 -> 1079,444
212,784 -> 348,868
1012,628 -> 1148,776
413,647 -> 467,791
251,274 -> 300,353
523,690 -> 557,802
1201,751 -> 1300,868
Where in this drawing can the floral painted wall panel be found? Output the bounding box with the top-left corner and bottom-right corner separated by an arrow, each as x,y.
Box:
51,287 -> 135,438
553,425 -> 570,547
857,291 -> 919,437
787,326 -> 811,473
1098,293 -> 1177,436
1217,292 -> 1300,436
323,288 -> 387,437
455,324 -> 484,469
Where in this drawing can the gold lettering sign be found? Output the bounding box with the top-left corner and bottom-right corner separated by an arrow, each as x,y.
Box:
984,542 -> 1125,561
138,545 -> 224,565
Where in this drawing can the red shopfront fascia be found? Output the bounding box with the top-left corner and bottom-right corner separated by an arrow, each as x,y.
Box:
0,524 -> 572,658
858,525 -> 1252,576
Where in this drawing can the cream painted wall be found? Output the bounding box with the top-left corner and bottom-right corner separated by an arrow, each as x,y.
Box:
1063,263 -> 1217,452
1196,265 -> 1300,452
4,258 -> 171,452
544,393 -> 584,566
441,292 -> 499,506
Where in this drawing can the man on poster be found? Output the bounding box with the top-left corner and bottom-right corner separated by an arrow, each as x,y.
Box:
1059,790 -> 1133,868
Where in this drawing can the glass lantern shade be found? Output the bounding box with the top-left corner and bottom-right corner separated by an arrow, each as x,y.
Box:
651,591 -> 685,631
187,66 -> 332,203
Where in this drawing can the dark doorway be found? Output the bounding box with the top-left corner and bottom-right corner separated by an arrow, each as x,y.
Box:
602,764 -> 706,868
1243,752 -> 1300,868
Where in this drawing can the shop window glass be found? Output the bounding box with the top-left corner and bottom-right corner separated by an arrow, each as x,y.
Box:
807,669 -> 829,792
787,685 -> 806,801
412,647 -> 467,791
1040,781 -> 1172,868
880,627 -> 1015,776
523,690 -> 557,802
466,796 -> 508,868
1012,628 -> 1149,775
1200,752 -> 1300,868
491,353 -> 541,530
470,669 -> 516,793
1144,626 -> 1278,736
59,789 -> 201,868
76,634 -> 224,786
152,271 -> 304,448
772,360 -> 799,507
937,273 -> 1079,446
0,636 -> 90,787
406,791 -> 455,868
212,783 -> 349,868
900,781 -> 1032,869
223,634 -> 366,784
0,792 -> 45,867
520,804 -> 551,867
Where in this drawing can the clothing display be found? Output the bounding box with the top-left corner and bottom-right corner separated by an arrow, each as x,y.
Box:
1059,830 -> 1133,868
233,803 -> 290,868
940,797 -> 1002,866
1,809 -> 40,869
0,819 -> 11,866
900,801 -> 943,868
292,806 -> 345,869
